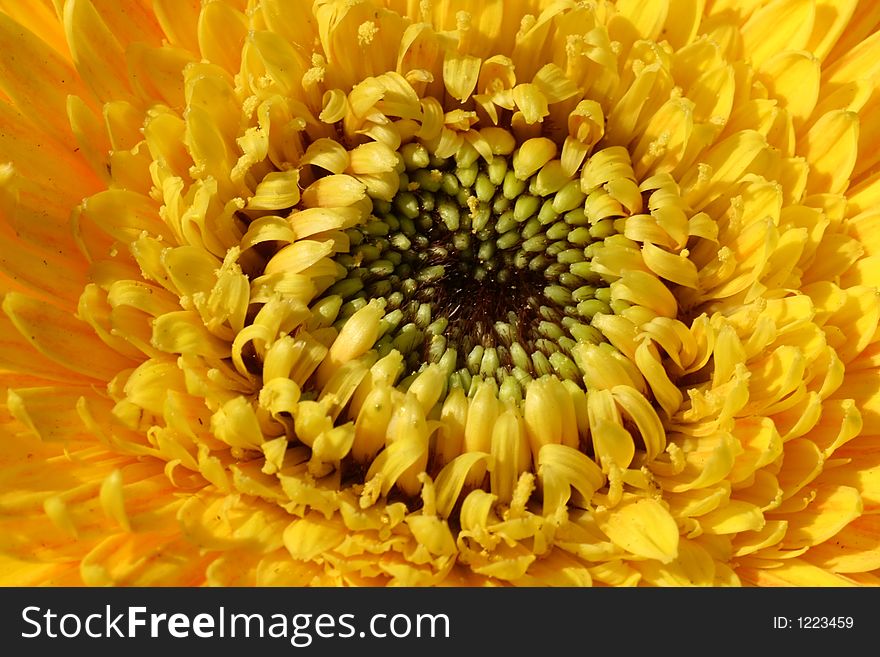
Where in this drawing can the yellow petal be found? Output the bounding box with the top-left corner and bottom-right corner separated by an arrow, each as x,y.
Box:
3,292 -> 134,380
463,379 -> 498,455
610,385 -> 667,460
405,515 -> 457,557
799,110 -> 859,195
347,140 -> 399,175
636,539 -> 716,587
781,485 -> 863,549
613,0 -> 668,42
681,130 -> 768,210
433,452 -> 491,519
301,138 -> 349,174
804,515 -> 880,573
245,170 -> 300,211
0,13 -> 87,147
663,0 -> 706,49
152,311 -> 230,360
739,558 -> 860,586
317,301 -> 383,386
511,83 -> 549,125
443,50 -> 481,103
699,501 -> 765,535
512,137 -> 557,180
537,444 -> 604,516
805,0 -> 859,61
152,0 -> 201,52
597,498 -> 680,564
283,514 -> 347,561
197,0 -> 247,75
825,27 -> 880,87
591,419 -> 636,472
63,0 -> 130,102
741,0 -> 815,68
641,242 -> 700,288
758,51 -> 820,128
490,407 -> 530,504
301,174 -> 366,208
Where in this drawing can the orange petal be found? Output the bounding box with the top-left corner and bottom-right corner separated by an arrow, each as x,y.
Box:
0,12 -> 89,146
738,558 -> 861,586
63,0 -> 132,103
3,292 -> 135,381
803,515 -> 880,573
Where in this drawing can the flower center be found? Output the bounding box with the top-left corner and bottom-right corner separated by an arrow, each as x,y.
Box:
320,141 -> 619,392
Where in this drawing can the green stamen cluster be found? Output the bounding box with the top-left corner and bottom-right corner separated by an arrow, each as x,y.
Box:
323,142 -> 621,392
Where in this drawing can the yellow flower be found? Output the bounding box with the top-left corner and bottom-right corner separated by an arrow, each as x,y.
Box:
1,0 -> 879,587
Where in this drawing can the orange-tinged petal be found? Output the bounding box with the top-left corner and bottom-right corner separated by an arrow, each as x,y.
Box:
126,43 -> 194,110
88,0 -> 163,46
0,313 -> 94,384
197,0 -> 247,75
152,0 -> 201,53
0,228 -> 87,304
81,533 -> 212,586
178,494 -> 288,552
0,101 -> 102,197
3,292 -> 135,380
0,13 -> 90,146
815,446 -> 880,514
0,0 -> 68,61
62,0 -> 131,102
7,386 -> 98,442
0,555 -> 83,586
0,0 -> 877,592
803,515 -> 880,573
738,559 -> 861,586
